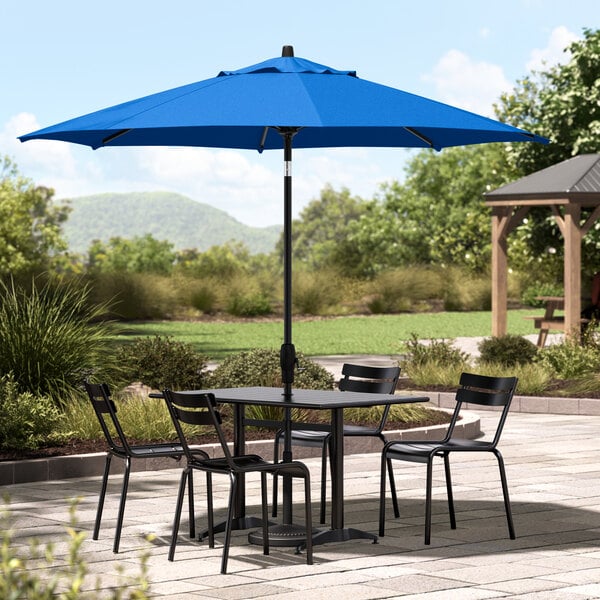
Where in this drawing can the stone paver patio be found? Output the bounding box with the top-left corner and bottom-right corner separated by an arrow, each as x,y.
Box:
4,409 -> 600,599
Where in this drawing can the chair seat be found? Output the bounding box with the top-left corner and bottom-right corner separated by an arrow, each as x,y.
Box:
283,423 -> 380,444
386,439 -> 495,462
194,454 -> 309,478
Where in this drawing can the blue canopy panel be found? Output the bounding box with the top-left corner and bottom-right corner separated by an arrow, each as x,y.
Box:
19,54 -> 547,152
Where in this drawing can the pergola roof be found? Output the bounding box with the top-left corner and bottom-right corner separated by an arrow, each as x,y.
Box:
485,153 -> 600,204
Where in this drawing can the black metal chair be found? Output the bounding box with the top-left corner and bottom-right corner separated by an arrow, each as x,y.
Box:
273,363 -> 401,523
83,381 -> 208,553
162,389 -> 313,574
379,372 -> 518,544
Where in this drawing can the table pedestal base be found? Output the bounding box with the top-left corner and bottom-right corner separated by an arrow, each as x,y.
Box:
248,525 -> 378,549
248,523 -> 320,547
198,516 -> 267,541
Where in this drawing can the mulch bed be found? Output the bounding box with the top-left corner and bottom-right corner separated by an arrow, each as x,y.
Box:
5,378 -> 597,462
0,408 -> 451,462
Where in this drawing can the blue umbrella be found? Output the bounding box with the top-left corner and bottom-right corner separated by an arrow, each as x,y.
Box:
20,46 -> 548,396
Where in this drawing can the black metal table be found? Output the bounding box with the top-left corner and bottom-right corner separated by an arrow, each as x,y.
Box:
169,386 -> 428,549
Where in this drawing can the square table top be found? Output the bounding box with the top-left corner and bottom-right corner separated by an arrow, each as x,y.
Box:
175,386 -> 429,410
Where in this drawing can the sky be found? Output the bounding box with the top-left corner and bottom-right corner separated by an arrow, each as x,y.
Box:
1,0 -> 598,228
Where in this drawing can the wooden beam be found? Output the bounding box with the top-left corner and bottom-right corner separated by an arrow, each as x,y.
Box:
582,204 -> 600,236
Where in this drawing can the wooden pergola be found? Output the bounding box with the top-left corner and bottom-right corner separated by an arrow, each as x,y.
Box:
484,154 -> 600,341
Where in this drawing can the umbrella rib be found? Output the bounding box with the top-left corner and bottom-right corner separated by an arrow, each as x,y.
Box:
404,127 -> 434,148
259,126 -> 270,152
102,129 -> 133,146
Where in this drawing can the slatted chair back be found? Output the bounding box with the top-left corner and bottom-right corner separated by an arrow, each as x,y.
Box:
338,363 -> 400,394
84,381 -> 132,456
444,372 -> 518,447
163,390 -> 235,468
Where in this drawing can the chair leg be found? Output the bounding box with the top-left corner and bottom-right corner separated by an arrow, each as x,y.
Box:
304,473 -> 313,565
169,468 -> 189,562
378,450 -> 389,537
221,474 -> 237,575
206,472 -> 215,548
425,459 -> 433,545
261,472 -> 269,556
113,457 -> 131,554
93,454 -> 112,541
187,468 -> 195,539
494,449 -> 516,540
443,453 -> 456,530
387,457 -> 400,518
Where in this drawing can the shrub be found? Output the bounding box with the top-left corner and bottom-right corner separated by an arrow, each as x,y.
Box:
117,335 -> 209,390
207,348 -> 334,421
208,348 -> 334,390
477,334 -> 538,366
535,339 -> 600,379
0,373 -> 67,451
0,276 -> 119,405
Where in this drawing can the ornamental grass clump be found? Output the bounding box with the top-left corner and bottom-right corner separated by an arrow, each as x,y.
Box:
0,276 -> 119,406
400,333 -> 471,388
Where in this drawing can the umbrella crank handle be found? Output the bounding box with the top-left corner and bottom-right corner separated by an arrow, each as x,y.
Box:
280,343 -> 299,384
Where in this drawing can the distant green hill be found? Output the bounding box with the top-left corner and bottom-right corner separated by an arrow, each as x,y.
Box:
61,192 -> 281,254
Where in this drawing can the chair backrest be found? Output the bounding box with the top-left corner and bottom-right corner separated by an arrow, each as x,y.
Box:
446,372 -> 518,447
338,363 -> 400,394
163,390 -> 235,468
84,381 -> 132,455
338,364 -> 401,432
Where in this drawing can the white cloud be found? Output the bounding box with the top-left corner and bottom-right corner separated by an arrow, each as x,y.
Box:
1,112 -> 79,177
526,26 -> 579,72
422,49 -> 512,116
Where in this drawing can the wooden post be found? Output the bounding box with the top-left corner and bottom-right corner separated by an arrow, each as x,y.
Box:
491,206 -> 508,337
563,204 -> 582,342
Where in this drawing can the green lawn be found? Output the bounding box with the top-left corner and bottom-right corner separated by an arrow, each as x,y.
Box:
114,309 -> 542,359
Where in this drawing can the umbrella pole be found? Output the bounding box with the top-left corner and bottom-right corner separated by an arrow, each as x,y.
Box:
280,129 -> 297,403
280,128 -> 298,529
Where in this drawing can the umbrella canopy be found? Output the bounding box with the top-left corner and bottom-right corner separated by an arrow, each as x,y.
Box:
20,46 -> 548,396
20,48 -> 547,152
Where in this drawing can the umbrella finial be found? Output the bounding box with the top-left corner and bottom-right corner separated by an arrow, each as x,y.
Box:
282,45 -> 294,57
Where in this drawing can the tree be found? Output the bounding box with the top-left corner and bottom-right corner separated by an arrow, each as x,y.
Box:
276,185 -> 368,271
346,144 -> 515,276
0,157 -> 69,276
86,234 -> 176,275
496,28 -> 599,175
495,28 -> 600,277
175,241 -> 251,278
